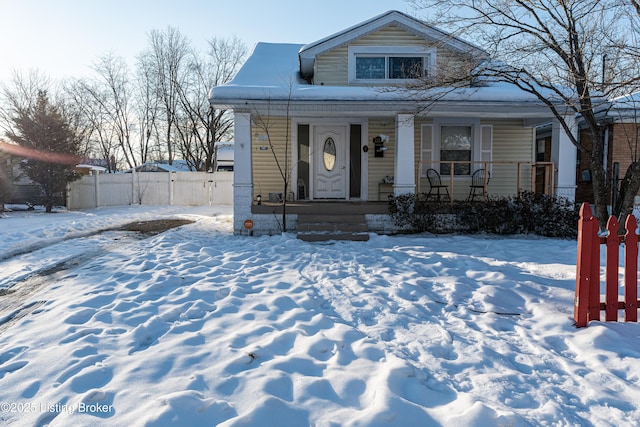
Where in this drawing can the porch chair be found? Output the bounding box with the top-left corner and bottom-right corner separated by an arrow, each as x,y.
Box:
468,168 -> 490,201
426,168 -> 450,201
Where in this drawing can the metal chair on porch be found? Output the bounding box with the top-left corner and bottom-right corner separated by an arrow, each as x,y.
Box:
426,168 -> 450,201
468,168 -> 490,201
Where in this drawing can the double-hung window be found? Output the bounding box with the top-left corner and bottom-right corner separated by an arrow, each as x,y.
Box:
440,125 -> 472,175
421,120 -> 493,177
349,46 -> 435,84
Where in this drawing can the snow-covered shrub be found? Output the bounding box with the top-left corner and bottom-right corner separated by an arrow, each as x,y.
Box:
389,192 -> 578,238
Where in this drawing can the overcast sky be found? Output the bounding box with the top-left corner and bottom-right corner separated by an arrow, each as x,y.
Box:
0,0 -> 413,83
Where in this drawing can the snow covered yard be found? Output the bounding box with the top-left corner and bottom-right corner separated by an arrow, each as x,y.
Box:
1,205 -> 640,426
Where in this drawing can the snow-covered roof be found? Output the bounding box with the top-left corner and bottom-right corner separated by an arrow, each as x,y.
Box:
76,164 -> 107,171
129,161 -> 194,173
604,91 -> 640,122
298,10 -> 488,78
216,146 -> 234,162
209,12 -> 560,118
211,42 -> 557,117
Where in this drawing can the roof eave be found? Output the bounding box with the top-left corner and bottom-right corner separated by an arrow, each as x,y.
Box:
298,10 -> 488,78
210,97 -> 557,120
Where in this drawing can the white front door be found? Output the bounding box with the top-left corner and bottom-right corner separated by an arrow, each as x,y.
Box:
314,126 -> 347,199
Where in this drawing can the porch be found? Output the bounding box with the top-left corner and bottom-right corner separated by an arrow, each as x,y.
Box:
246,160 -> 556,240
252,200 -> 389,215
416,160 -> 555,202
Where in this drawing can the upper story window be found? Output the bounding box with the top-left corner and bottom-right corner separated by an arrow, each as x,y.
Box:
349,46 -> 435,84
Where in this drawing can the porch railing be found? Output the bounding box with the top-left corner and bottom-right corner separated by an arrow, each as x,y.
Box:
416,161 -> 555,201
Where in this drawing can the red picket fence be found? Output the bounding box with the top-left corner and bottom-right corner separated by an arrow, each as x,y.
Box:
574,203 -> 639,327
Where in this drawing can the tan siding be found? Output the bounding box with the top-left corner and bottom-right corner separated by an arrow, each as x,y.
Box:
315,47 -> 349,86
251,117 -> 535,202
251,117 -> 292,200
367,118 -> 396,201
415,120 -> 535,198
486,120 -> 535,197
314,26 -> 471,87
352,27 -> 430,47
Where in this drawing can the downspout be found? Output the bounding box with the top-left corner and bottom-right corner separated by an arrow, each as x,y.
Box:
602,125 -> 613,210
603,125 -> 609,181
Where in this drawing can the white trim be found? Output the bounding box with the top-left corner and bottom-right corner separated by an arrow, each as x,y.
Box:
551,116 -> 577,202
480,124 -> 493,173
234,112 -> 253,187
312,124 -> 349,199
431,118 -> 488,178
395,114 -> 416,195
283,117 -> 370,201
298,10 -> 488,77
233,112 -> 253,234
348,46 -> 436,84
420,123 -> 433,177
360,121 -> 369,201
291,122 -> 299,200
293,118 -> 368,201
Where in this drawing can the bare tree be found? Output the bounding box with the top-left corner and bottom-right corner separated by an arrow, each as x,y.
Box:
410,0 -> 640,225
1,30 -> 248,179
251,80 -> 295,232
140,27 -> 192,165
86,54 -> 139,168
64,78 -> 121,171
174,36 -> 246,171
134,55 -> 161,166
0,70 -> 53,140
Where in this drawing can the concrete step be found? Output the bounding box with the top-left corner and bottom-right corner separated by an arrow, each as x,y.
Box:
296,213 -> 369,242
297,222 -> 369,233
297,214 -> 366,224
298,232 -> 370,242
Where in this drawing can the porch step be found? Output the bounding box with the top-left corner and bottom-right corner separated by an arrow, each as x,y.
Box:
297,213 -> 369,242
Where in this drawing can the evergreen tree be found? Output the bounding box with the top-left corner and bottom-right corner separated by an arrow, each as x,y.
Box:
9,91 -> 80,212
0,149 -> 14,212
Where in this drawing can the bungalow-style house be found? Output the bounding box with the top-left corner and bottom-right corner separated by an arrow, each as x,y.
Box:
209,10 -> 577,237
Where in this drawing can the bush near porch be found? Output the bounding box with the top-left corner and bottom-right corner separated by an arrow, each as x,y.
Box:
389,191 -> 578,238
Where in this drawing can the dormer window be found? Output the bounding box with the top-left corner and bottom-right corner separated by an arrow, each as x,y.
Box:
348,46 -> 435,84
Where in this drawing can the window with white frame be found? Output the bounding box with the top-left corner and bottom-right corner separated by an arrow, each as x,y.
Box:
421,122 -> 493,177
440,125 -> 472,175
349,46 -> 435,83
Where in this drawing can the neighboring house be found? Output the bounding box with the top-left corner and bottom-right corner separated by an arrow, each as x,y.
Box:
4,158 -> 42,206
210,10 -> 577,236
76,159 -> 110,176
577,92 -> 640,206
127,160 -> 194,173
214,142 -> 234,172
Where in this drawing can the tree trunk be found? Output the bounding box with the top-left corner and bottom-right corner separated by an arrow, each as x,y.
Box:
281,181 -> 288,232
615,161 -> 640,230
590,157 -> 609,227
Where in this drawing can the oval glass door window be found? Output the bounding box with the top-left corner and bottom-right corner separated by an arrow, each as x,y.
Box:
323,137 -> 336,171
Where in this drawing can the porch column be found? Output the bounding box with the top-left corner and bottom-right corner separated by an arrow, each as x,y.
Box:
233,111 -> 253,234
551,115 -> 577,202
394,114 -> 416,196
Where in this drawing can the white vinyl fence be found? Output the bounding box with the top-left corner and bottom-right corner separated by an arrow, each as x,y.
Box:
67,171 -> 233,210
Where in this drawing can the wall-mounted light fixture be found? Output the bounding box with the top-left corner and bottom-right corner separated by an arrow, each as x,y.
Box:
257,134 -> 270,151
